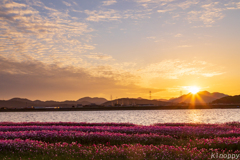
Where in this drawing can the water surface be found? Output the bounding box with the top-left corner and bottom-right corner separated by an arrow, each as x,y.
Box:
0,109 -> 239,125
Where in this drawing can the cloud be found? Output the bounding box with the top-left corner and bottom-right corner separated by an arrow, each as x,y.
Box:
137,59 -> 224,80
4,1 -> 27,8
102,0 -> 117,6
186,1 -> 229,25
84,1 -> 153,22
0,57 -> 165,100
85,53 -> 113,60
201,72 -> 224,77
0,0 -> 94,67
157,9 -> 173,13
177,0 -> 199,10
174,33 -> 182,37
224,2 -> 240,9
136,0 -> 198,11
134,0 -> 239,26
84,9 -> 121,22
146,36 -> 159,42
84,8 -> 151,22
82,59 -> 225,89
62,1 -> 71,6
135,0 -> 175,7
0,0 -> 231,100
146,36 -> 156,39
187,10 -> 224,25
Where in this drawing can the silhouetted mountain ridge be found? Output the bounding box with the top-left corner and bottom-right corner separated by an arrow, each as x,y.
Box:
102,98 -> 169,106
77,97 -> 107,104
168,91 -> 228,104
212,95 -> 240,103
9,98 -> 32,103
0,97 -> 108,108
1,91 -> 236,108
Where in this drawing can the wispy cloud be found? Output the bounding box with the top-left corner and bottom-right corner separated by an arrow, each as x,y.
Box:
84,7 -> 151,22
4,1 -> 27,8
62,1 -> 72,7
137,59 -> 224,80
174,33 -> 182,37
224,1 -> 240,10
102,0 -> 117,6
177,0 -> 199,10
146,36 -> 156,39
146,36 -> 159,42
84,59 -> 225,89
83,0 -> 234,27
0,56 -> 165,100
157,9 -> 173,13
0,0 -> 94,67
85,53 -> 113,60
84,9 -> 121,22
134,0 -> 240,26
187,2 -> 225,25
0,0 -> 234,100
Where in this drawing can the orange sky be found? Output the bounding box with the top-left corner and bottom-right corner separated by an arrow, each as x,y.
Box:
0,0 -> 240,101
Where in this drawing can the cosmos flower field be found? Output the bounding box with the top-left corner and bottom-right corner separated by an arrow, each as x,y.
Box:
0,122 -> 240,159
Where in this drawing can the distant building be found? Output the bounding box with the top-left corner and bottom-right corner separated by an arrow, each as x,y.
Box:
136,104 -> 154,107
33,106 -> 59,109
77,104 -> 83,108
83,103 -> 100,108
26,106 -> 34,109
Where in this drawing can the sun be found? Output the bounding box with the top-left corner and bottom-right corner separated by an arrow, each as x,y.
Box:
188,86 -> 200,94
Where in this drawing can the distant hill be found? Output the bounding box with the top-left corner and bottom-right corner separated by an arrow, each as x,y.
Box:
9,98 -> 32,103
154,99 -> 169,102
0,97 -> 108,108
77,97 -> 107,105
168,91 -> 228,104
102,98 -> 169,106
212,95 -> 240,104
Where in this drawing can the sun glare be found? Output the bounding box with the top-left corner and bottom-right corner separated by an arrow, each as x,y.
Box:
188,86 -> 200,94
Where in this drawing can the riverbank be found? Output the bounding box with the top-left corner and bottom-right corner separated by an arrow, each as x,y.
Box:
0,105 -> 239,112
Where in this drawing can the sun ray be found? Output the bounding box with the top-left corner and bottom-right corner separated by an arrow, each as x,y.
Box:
195,93 -> 207,105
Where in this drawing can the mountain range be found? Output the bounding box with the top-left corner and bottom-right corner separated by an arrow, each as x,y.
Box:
168,91 -> 228,104
101,91 -> 229,106
0,91 -> 236,108
0,97 -> 108,108
102,98 -> 169,106
212,95 -> 240,104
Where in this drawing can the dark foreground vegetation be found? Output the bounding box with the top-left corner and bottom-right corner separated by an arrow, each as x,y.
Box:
0,122 -> 240,159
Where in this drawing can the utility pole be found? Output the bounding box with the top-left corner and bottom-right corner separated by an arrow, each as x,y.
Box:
111,95 -> 113,106
149,91 -> 151,100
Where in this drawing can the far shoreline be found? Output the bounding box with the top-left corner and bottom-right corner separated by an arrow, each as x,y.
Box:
0,105 -> 239,112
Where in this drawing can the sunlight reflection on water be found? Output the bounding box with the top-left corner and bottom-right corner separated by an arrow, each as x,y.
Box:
0,109 -> 240,125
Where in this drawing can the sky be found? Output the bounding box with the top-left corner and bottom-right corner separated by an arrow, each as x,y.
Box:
0,0 -> 240,101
